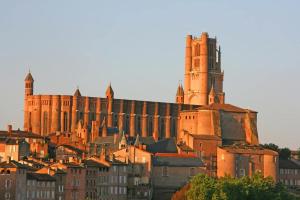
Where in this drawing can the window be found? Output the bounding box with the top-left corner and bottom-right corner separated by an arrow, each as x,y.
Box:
43,111 -> 48,134
190,167 -> 196,176
63,112 -> 68,132
162,166 -> 168,177
239,169 -> 246,177
148,118 -> 153,135
123,166 -> 127,172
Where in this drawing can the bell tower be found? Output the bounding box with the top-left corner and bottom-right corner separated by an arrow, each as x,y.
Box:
184,32 -> 225,105
24,71 -> 34,131
24,71 -> 34,97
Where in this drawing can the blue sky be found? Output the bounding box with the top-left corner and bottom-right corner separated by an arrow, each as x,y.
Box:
0,1 -> 299,149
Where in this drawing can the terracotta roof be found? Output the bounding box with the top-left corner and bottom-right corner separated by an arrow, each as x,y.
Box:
27,172 -> 56,181
83,159 -> 109,168
152,154 -> 203,167
57,144 -> 87,154
189,134 -> 221,140
195,103 -> 256,113
219,145 -> 278,155
0,160 -> 37,171
62,162 -> 84,168
279,159 -> 300,169
0,130 -> 44,139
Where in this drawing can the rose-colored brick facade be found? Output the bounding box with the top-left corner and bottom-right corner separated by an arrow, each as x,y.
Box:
22,32 -> 279,183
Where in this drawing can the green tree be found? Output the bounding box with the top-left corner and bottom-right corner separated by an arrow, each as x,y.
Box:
261,143 -> 279,152
185,173 -> 299,200
279,148 -> 291,160
187,174 -> 217,200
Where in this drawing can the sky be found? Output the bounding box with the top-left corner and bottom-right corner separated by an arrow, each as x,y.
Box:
0,0 -> 299,149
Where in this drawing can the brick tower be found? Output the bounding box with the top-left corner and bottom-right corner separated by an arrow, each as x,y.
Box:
24,71 -> 34,131
184,32 -> 225,105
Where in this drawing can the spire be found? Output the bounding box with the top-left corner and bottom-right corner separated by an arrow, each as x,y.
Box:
105,83 -> 114,99
176,82 -> 184,104
119,131 -> 127,149
73,87 -> 81,97
209,85 -> 216,105
209,84 -> 215,96
134,134 -> 141,147
25,70 -> 34,82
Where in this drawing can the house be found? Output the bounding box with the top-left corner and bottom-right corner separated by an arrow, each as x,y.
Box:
279,159 -> 300,187
151,153 -> 205,200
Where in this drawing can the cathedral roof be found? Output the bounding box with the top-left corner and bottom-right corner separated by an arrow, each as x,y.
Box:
25,72 -> 34,81
73,88 -> 81,97
196,103 -> 257,113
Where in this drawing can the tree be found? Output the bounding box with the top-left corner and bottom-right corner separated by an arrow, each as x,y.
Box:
184,173 -> 298,200
261,143 -> 279,152
279,148 -> 291,160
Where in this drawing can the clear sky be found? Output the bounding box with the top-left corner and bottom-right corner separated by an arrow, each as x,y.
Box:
0,1 -> 299,149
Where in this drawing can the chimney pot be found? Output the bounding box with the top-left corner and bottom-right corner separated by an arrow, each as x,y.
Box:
7,125 -> 12,133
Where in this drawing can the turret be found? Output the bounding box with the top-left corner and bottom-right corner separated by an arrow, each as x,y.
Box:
73,87 -> 81,97
176,83 -> 184,104
208,85 -> 216,104
105,83 -> 114,99
184,35 -> 192,94
24,71 -> 34,97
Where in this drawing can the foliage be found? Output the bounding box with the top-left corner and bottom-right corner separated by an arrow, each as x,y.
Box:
185,173 -> 299,200
297,147 -> 300,160
261,143 -> 291,160
261,143 -> 279,152
279,148 -> 291,160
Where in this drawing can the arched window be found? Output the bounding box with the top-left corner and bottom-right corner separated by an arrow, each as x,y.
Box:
43,112 -> 48,135
63,112 -> 68,132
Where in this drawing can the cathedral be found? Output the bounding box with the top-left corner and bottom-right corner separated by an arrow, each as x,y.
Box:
23,32 -> 276,178
23,32 -> 259,145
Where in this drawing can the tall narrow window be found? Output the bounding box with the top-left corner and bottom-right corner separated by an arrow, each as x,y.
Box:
125,115 -> 130,134
29,112 -> 32,131
148,117 -> 153,136
64,112 -> 68,132
43,112 -> 48,135
137,116 -> 141,134
160,118 -> 165,138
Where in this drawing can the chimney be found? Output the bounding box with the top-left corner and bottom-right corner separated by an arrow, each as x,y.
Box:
7,125 -> 12,133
